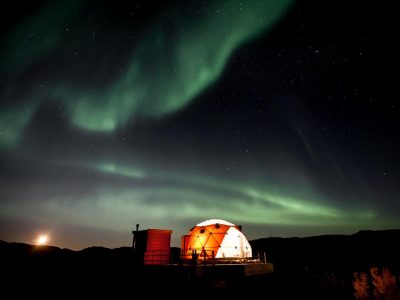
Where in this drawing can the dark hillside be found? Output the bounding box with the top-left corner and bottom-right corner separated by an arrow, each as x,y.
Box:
1,230 -> 399,299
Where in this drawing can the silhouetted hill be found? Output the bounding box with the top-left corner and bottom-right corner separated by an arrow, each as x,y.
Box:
1,230 -> 399,299
250,229 -> 400,274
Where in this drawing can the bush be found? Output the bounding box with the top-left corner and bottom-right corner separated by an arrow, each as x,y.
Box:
353,267 -> 399,300
354,272 -> 369,299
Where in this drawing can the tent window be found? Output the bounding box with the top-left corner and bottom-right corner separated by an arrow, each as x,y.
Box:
200,228 -> 205,234
215,223 -> 220,229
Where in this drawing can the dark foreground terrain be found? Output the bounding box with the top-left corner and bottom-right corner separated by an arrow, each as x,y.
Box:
1,230 -> 399,299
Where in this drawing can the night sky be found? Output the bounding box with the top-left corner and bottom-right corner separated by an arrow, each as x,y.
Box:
1,0 -> 399,250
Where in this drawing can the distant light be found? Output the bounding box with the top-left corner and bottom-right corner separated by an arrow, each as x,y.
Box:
36,234 -> 48,246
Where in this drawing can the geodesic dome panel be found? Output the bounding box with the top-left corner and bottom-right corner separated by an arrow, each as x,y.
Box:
181,219 -> 252,260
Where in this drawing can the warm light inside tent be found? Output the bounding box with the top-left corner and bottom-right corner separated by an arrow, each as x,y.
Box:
181,219 -> 252,260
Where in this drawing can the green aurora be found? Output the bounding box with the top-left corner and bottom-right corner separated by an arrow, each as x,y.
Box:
0,0 -> 293,146
1,0 -> 399,249
0,159 -> 383,247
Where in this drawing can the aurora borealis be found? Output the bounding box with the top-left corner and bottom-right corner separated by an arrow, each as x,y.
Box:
0,0 -> 292,142
1,0 -> 399,250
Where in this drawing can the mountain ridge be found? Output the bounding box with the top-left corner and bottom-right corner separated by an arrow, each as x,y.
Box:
3,228 -> 399,252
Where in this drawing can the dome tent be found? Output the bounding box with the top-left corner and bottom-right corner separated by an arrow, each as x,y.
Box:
181,219 -> 252,260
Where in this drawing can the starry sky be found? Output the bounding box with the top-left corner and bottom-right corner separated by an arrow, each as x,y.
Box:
0,0 -> 399,250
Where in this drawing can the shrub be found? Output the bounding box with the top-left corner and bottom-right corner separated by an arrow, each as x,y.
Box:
370,267 -> 398,300
353,267 -> 399,300
353,272 -> 369,299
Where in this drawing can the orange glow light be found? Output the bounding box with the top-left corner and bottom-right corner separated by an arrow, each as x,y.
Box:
36,234 -> 48,246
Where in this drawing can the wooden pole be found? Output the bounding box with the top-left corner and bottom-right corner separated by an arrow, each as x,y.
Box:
132,224 -> 139,251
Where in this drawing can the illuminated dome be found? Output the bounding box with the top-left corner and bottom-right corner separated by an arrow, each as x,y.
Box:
181,219 -> 252,260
